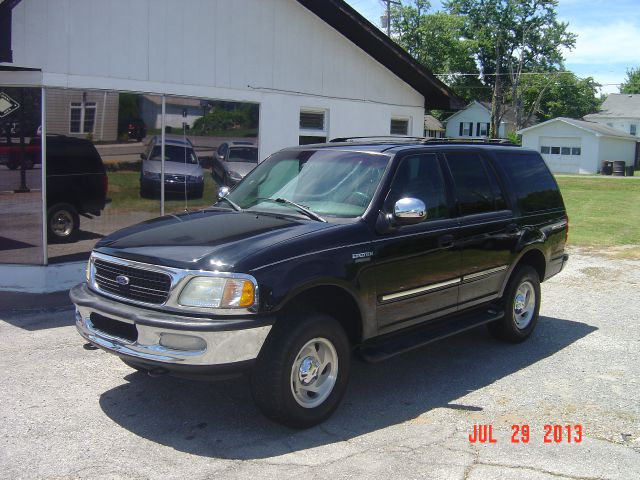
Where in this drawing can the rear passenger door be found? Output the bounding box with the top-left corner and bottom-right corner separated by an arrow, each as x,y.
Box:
443,150 -> 518,309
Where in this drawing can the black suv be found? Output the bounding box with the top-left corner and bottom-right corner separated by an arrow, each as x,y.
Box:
71,139 -> 568,427
46,136 -> 109,242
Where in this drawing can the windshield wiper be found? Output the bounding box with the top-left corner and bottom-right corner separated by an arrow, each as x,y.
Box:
216,196 -> 242,212
255,197 -> 326,222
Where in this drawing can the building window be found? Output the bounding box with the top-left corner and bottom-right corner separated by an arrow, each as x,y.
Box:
70,102 -> 96,134
551,147 -> 560,154
561,147 -> 570,155
477,122 -> 489,136
541,146 -> 550,154
390,118 -> 410,135
571,147 -> 581,155
631,124 -> 637,136
459,122 -> 473,136
300,110 -> 325,130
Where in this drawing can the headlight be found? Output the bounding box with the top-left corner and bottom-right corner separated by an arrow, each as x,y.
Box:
143,171 -> 160,179
178,275 -> 256,309
228,170 -> 242,180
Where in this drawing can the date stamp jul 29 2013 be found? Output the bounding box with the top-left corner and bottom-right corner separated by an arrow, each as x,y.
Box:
468,424 -> 583,444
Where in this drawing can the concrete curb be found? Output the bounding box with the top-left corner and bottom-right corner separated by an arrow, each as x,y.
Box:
0,261 -> 85,293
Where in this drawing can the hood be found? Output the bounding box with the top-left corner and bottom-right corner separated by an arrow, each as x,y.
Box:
225,161 -> 257,177
143,160 -> 203,176
94,209 -> 335,271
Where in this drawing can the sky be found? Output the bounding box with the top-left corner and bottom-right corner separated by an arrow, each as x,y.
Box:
345,0 -> 638,94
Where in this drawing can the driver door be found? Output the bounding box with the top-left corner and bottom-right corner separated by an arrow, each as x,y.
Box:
366,152 -> 461,334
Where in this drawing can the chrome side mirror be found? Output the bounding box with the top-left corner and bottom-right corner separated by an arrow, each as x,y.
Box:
218,186 -> 230,199
393,197 -> 427,224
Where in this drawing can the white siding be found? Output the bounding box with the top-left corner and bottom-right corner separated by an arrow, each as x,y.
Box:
521,120 -> 637,174
444,102 -> 507,138
5,0 -> 427,158
589,116 -> 640,138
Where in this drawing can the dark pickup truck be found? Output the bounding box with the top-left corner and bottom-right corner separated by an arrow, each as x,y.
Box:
71,138 -> 568,428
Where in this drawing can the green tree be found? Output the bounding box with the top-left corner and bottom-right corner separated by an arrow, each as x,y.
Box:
445,0 -> 576,136
520,71 -> 601,123
390,1 -> 484,102
620,67 -> 640,94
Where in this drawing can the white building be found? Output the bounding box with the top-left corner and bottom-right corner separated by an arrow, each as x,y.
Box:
1,0 -> 456,160
518,117 -> 639,174
444,101 -> 514,139
584,94 -> 640,139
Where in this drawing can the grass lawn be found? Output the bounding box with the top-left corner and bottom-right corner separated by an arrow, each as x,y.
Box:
555,175 -> 640,247
107,171 -> 219,215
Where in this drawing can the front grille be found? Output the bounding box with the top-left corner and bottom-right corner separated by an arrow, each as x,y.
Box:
165,174 -> 185,182
89,313 -> 138,342
93,259 -> 172,304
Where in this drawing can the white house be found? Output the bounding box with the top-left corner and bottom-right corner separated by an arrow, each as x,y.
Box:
0,0 -> 459,287
519,117 -> 639,174
444,101 -> 514,139
584,94 -> 640,139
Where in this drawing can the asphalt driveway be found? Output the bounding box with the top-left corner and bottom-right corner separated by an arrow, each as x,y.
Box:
1,249 -> 639,479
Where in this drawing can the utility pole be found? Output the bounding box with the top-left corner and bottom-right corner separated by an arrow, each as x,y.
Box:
383,0 -> 401,37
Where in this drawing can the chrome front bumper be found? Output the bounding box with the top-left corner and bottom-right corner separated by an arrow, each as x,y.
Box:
71,283 -> 272,368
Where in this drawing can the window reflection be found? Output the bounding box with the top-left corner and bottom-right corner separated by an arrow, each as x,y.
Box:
0,87 -> 43,265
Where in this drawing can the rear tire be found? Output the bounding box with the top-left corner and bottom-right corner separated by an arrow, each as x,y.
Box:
488,265 -> 541,343
251,310 -> 350,428
47,203 -> 79,243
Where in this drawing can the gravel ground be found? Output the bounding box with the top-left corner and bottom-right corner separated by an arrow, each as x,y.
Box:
1,249 -> 639,479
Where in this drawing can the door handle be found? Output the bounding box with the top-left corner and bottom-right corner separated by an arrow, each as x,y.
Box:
438,234 -> 455,248
505,223 -> 520,234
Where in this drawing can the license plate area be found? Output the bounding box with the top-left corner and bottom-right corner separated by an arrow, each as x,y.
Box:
89,313 -> 138,343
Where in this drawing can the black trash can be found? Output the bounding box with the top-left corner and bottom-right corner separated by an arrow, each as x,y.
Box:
626,166 -> 635,177
601,161 -> 613,175
612,161 -> 626,176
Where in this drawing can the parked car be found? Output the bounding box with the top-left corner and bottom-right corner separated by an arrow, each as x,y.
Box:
46,135 -> 109,242
118,118 -> 146,142
71,139 -> 568,428
139,136 -> 204,198
211,141 -> 258,185
0,138 -> 41,169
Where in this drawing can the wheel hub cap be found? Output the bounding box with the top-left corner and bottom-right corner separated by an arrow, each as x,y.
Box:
298,356 -> 320,385
290,337 -> 339,409
513,280 -> 536,329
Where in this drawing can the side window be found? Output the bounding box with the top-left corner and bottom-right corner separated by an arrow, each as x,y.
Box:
385,153 -> 449,222
494,152 -> 563,213
445,152 -> 495,216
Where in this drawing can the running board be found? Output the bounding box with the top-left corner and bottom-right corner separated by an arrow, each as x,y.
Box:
357,308 -> 504,363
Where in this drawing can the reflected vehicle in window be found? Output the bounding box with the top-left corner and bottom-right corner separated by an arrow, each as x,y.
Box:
139,136 -> 204,199
46,135 -> 109,243
212,141 -> 258,186
118,118 -> 147,142
0,137 -> 41,170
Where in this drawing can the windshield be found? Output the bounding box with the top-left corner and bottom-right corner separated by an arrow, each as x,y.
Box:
149,145 -> 199,164
224,149 -> 390,218
227,147 -> 258,163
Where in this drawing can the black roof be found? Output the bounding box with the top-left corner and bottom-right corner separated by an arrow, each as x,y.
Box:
296,0 -> 462,110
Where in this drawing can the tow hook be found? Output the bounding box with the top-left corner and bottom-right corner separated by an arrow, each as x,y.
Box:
147,367 -> 169,377
83,342 -> 98,350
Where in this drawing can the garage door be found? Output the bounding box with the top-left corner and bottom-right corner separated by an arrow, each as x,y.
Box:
539,136 -> 582,174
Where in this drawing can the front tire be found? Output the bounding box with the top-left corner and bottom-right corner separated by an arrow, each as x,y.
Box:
488,265 -> 541,343
251,311 -> 350,428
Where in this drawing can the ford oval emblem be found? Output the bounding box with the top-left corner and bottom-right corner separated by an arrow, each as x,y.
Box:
115,275 -> 130,286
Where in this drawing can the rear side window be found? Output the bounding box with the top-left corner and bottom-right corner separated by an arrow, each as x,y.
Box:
445,152 -> 498,215
494,152 -> 563,213
47,138 -> 103,175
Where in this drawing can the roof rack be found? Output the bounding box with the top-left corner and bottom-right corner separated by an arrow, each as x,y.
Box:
329,136 -> 426,143
329,136 -> 518,147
